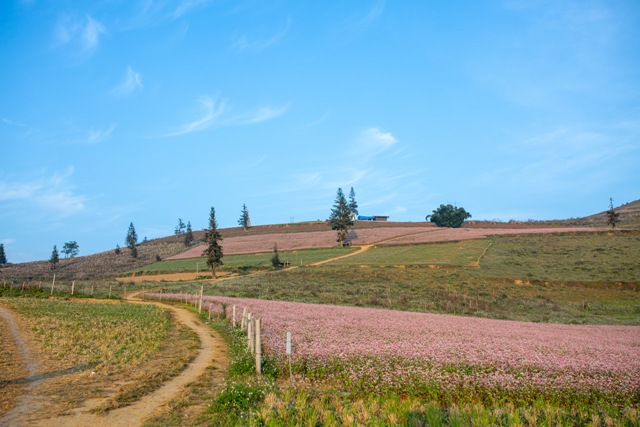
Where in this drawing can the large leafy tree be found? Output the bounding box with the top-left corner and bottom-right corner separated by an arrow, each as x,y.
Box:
606,198 -> 620,229
348,187 -> 358,218
184,221 -> 194,246
62,241 -> 79,258
202,207 -> 223,277
238,204 -> 251,230
0,243 -> 7,266
126,222 -> 138,258
329,188 -> 354,246
426,204 -> 472,228
49,245 -> 59,270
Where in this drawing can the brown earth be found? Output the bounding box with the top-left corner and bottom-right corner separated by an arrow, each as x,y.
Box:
0,296 -> 228,427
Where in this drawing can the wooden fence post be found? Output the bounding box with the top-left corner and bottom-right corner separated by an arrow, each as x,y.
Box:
232,305 -> 237,328
50,274 -> 56,295
255,318 -> 262,375
241,307 -> 247,330
71,281 -> 75,296
247,313 -> 254,354
109,286 -> 112,298
198,286 -> 203,313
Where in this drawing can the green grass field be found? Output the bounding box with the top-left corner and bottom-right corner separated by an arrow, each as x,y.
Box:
327,239 -> 489,266
475,232 -> 640,282
132,247 -> 356,274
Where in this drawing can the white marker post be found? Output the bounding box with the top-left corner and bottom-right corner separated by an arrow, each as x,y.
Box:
286,331 -> 292,382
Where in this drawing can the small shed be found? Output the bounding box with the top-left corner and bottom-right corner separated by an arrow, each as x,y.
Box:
357,215 -> 389,221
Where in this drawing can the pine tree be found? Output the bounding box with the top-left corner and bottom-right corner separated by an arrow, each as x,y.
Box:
271,243 -> 282,269
348,187 -> 359,218
115,244 -> 121,255
329,188 -> 355,247
175,218 -> 186,235
49,245 -> 59,270
606,198 -> 620,229
238,204 -> 251,230
0,243 -> 7,266
202,207 -> 223,277
126,222 -> 138,258
184,221 -> 194,247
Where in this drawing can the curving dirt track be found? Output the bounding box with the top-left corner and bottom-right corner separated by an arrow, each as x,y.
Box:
0,296 -> 228,427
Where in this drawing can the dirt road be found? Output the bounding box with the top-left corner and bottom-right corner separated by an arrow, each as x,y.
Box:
0,297 -> 228,427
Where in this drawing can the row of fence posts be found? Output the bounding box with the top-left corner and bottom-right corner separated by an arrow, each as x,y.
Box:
3,276 -> 120,298
180,287 -> 263,375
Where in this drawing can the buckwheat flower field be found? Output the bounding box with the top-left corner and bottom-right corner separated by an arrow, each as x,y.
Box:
157,294 -> 640,406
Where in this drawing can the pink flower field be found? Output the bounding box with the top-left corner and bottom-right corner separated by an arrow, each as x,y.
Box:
153,294 -> 640,404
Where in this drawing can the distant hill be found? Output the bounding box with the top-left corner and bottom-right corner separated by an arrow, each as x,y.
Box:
2,201 -> 637,281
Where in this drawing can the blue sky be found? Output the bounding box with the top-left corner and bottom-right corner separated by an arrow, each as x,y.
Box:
2,0 -> 639,263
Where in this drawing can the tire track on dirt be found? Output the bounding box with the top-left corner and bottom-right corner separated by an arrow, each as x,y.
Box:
1,298 -> 227,427
0,306 -> 45,427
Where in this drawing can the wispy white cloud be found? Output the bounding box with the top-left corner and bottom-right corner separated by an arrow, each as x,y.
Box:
112,66 -> 143,96
339,0 -> 385,40
55,14 -> 107,53
231,17 -> 292,51
477,123 -> 639,194
165,96 -> 289,136
349,127 -> 398,160
231,103 -> 290,125
165,96 -> 225,136
0,169 -> 87,216
87,124 -> 116,144
174,0 -> 211,19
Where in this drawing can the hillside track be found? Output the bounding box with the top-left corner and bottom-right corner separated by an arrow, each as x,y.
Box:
0,297 -> 228,427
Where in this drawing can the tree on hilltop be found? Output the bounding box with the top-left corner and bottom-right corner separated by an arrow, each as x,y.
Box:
0,243 -> 7,266
329,188 -> 355,246
175,218 -> 186,235
203,207 -> 223,277
238,204 -> 251,230
427,204 -> 471,228
184,221 -> 194,246
348,187 -> 359,218
606,197 -> 620,229
49,245 -> 59,270
62,241 -> 79,258
126,222 -> 138,258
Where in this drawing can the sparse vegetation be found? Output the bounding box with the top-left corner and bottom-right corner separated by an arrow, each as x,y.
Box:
607,197 -> 621,229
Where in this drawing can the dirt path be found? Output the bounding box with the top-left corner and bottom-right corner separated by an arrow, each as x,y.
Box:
0,306 -> 45,425
0,297 -> 228,427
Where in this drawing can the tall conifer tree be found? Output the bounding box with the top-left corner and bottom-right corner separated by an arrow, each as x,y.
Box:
329,188 -> 354,246
203,207 -> 224,277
